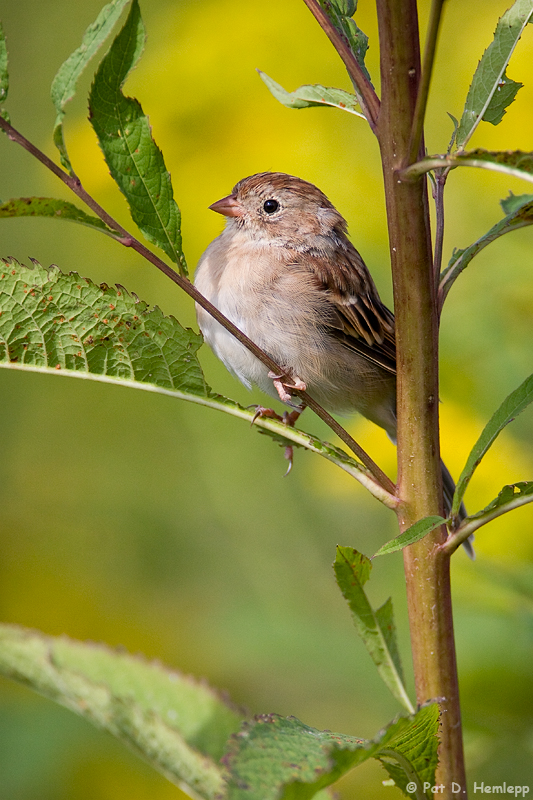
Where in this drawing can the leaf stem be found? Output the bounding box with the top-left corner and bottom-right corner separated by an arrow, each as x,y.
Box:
300,0 -> 380,130
0,114 -> 395,496
408,0 -> 445,164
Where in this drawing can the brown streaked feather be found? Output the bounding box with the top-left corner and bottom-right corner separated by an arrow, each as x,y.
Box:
302,245 -> 397,375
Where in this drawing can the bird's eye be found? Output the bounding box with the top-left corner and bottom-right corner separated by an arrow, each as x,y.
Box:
263,199 -> 280,214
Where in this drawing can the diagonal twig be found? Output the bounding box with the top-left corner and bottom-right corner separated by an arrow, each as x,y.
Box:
0,114 -> 396,497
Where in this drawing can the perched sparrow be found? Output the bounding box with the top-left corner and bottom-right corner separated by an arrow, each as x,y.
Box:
195,172 -> 472,555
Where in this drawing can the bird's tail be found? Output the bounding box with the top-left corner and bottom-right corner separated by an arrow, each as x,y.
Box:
441,460 -> 475,559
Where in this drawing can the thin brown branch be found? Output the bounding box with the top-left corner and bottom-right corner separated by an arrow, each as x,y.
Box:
408,0 -> 445,165
0,114 -> 396,497
301,0 -> 380,130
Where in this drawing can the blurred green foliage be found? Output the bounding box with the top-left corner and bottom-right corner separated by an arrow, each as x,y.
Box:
0,1 -> 532,797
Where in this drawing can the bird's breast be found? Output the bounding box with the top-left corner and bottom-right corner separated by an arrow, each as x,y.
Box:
194,234 -> 283,393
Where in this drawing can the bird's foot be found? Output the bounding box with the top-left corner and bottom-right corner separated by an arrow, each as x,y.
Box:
280,406 -> 307,475
249,405 -> 283,425
249,404 -> 304,428
282,408 -> 303,427
268,370 -> 307,403
249,404 -> 307,476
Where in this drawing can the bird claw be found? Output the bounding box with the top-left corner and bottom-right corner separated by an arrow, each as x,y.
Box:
249,405 -> 283,425
249,404 -> 306,477
267,370 -> 306,403
283,446 -> 293,476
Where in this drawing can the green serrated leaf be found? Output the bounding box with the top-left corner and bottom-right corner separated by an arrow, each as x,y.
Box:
440,192 -> 533,302
343,17 -> 370,80
500,190 -> 533,214
456,0 -> 533,149
375,597 -> 404,684
0,257 -> 206,393
0,197 -> 117,236
317,0 -> 372,86
377,704 -> 440,798
223,706 -> 439,800
469,481 -> 533,521
51,0 -> 131,173
88,0 -> 187,275
0,258 -> 388,501
450,482 -> 533,549
334,547 -> 413,713
373,517 -> 446,557
332,0 -> 357,15
452,374 -> 533,515
456,148 -> 533,181
0,623 -> 243,797
259,72 -> 364,117
0,19 -> 8,107
482,71 -> 523,125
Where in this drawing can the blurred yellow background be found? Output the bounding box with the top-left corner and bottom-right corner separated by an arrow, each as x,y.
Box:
0,1 -> 532,797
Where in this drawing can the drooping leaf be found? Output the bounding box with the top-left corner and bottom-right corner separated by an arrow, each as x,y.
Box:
0,624 -> 244,797
334,547 -> 413,712
403,148 -> 533,185
51,0 -> 130,173
0,197 -> 117,237
0,19 -> 8,108
373,516 -> 446,557
0,257 -> 207,392
375,705 -> 440,798
439,192 -> 533,302
88,0 -> 187,275
456,0 -> 533,149
0,259 -> 384,500
452,374 -> 533,515
259,72 -> 364,117
223,706 -> 439,800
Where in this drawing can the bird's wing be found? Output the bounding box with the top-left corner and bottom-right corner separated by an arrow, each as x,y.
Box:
302,244 -> 397,375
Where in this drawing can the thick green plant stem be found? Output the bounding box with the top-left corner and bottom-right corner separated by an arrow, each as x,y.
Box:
375,1 -> 467,796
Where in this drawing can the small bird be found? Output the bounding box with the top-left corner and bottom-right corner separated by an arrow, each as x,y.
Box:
195,172 -> 472,555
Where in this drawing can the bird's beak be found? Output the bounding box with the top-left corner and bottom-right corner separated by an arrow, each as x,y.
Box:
208,194 -> 245,217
